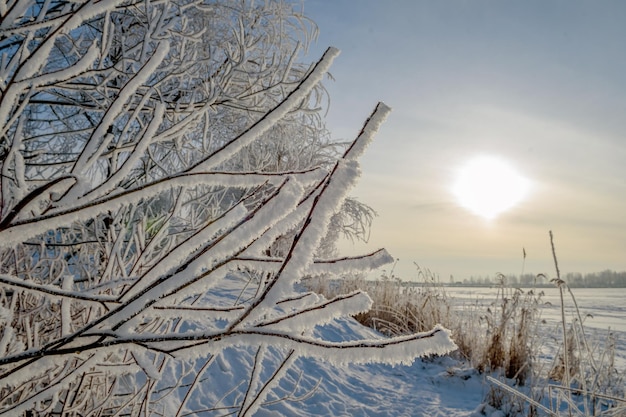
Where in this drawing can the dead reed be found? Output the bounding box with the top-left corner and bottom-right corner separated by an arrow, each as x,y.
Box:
307,266 -> 540,385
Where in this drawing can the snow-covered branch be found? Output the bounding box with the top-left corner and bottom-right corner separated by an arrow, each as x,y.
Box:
0,274 -> 118,303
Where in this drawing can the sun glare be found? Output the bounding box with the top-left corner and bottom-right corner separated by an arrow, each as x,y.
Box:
452,155 -> 530,220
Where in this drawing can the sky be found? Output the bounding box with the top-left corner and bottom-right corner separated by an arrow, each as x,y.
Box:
301,1 -> 626,282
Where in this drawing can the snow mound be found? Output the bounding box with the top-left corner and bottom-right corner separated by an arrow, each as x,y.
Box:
155,274 -> 480,416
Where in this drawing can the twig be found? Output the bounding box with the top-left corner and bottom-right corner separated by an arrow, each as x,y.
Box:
487,376 -> 558,417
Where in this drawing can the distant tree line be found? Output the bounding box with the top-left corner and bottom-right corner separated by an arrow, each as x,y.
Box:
453,270 -> 626,288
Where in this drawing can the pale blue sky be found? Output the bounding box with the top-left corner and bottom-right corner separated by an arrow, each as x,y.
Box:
303,1 -> 626,281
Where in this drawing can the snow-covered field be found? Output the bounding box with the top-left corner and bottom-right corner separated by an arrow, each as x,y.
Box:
160,280 -> 626,416
148,274 -> 470,416
445,286 -> 626,368
181,318 -> 486,417
282,286 -> 626,417
445,287 -> 626,332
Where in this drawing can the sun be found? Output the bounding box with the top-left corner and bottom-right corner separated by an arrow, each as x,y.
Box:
452,155 -> 530,220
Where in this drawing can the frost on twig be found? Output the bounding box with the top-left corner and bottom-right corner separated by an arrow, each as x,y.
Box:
0,1 -> 455,415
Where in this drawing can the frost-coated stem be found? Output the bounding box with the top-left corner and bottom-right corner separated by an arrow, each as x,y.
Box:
84,102 -> 166,201
0,352 -> 105,416
234,249 -> 394,278
82,325 -> 455,366
59,41 -> 170,206
174,354 -> 216,417
257,291 -> 373,332
0,0 -> 126,134
550,230 -> 573,416
103,179 -> 302,329
0,171 -> 299,247
240,348 -> 296,417
228,161 -> 360,330
0,273 -> 116,303
61,275 -> 73,336
119,199 -> 248,302
238,345 -> 267,416
226,102 -> 395,331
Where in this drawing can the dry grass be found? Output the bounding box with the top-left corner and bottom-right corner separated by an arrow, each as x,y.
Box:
306,234 -> 626,416
306,266 -> 540,386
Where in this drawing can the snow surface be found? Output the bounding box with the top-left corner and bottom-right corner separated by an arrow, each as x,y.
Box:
195,334 -> 488,417
154,277 -> 626,417
153,274 -> 486,417
257,319 -> 486,417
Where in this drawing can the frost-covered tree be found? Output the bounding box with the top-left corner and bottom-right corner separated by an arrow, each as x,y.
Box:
0,0 -> 456,415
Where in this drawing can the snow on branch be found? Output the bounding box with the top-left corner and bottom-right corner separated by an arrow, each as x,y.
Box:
21,324 -> 455,368
0,169 -> 318,247
233,249 -> 395,278
342,102 -> 392,161
188,47 -> 340,173
207,325 -> 457,367
257,291 -> 374,332
248,160 -> 362,316
0,351 -> 109,417
103,179 -> 304,328
58,41 -> 171,205
0,274 -> 118,304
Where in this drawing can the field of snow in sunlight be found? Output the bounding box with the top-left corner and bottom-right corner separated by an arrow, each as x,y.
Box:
445,286 -> 626,369
149,274 -> 484,416
176,279 -> 626,416
177,318 -> 486,417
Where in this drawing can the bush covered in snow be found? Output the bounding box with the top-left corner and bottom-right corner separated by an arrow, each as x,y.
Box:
0,1 -> 455,415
